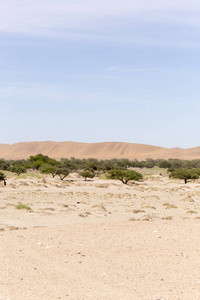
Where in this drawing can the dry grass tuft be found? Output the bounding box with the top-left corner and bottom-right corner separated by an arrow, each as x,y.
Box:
142,214 -> 152,221
15,203 -> 32,210
95,184 -> 109,188
91,205 -> 107,211
79,213 -> 88,218
163,203 -> 177,209
186,210 -> 197,214
142,205 -> 156,209
161,216 -> 173,220
132,209 -> 146,214
129,217 -> 139,221
181,196 -> 194,202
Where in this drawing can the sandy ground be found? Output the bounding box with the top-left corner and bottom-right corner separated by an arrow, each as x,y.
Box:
1,172 -> 200,299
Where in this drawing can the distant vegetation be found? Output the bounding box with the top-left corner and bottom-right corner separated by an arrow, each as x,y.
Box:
1,154 -> 200,184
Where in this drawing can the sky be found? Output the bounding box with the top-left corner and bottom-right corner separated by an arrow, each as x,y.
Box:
1,0 -> 200,148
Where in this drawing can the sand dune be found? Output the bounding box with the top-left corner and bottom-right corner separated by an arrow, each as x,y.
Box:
0,141 -> 200,160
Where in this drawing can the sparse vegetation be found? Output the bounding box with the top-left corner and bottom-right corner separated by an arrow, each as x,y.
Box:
16,172 -> 43,179
2,155 -> 200,180
15,203 -> 32,210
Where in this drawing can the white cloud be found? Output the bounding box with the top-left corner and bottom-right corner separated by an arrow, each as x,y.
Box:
0,0 -> 200,38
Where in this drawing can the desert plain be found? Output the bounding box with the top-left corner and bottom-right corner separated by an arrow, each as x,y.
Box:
1,169 -> 200,299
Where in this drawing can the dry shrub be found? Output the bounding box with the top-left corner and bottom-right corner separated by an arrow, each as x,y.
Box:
181,196 -> 194,202
142,217 -> 150,221
129,217 -> 139,221
132,209 -> 146,214
79,213 -> 88,218
0,206 -> 6,210
7,226 -> 19,230
95,184 -> 109,188
161,216 -> 173,220
163,203 -> 177,209
142,214 -> 154,221
15,203 -> 32,210
186,210 -> 197,214
92,205 -> 107,211
150,195 -> 160,200
20,182 -> 29,186
43,208 -> 55,211
41,179 -> 47,183
142,205 -> 156,209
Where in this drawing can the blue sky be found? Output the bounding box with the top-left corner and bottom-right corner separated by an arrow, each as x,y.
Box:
1,0 -> 200,148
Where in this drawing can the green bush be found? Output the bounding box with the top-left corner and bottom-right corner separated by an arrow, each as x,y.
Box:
169,169 -> 199,184
107,169 -> 142,184
15,203 -> 32,210
79,171 -> 95,181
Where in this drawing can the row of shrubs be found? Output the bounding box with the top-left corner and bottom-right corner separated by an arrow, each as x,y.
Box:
0,154 -> 200,184
2,154 -> 200,172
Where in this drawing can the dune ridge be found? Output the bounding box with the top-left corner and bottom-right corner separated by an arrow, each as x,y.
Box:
0,141 -> 200,160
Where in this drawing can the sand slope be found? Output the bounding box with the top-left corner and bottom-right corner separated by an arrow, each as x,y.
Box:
0,141 -> 200,160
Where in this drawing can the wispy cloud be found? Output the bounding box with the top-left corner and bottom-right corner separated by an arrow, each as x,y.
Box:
0,81 -> 158,108
1,0 -> 200,39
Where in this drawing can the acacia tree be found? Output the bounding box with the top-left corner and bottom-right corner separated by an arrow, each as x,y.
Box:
8,166 -> 27,176
169,169 -> 199,184
158,161 -> 172,169
79,171 -> 95,181
60,159 -> 77,172
0,172 -> 6,186
40,164 -> 57,178
0,159 -> 10,170
107,169 -> 142,184
29,154 -> 58,170
56,167 -> 70,180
